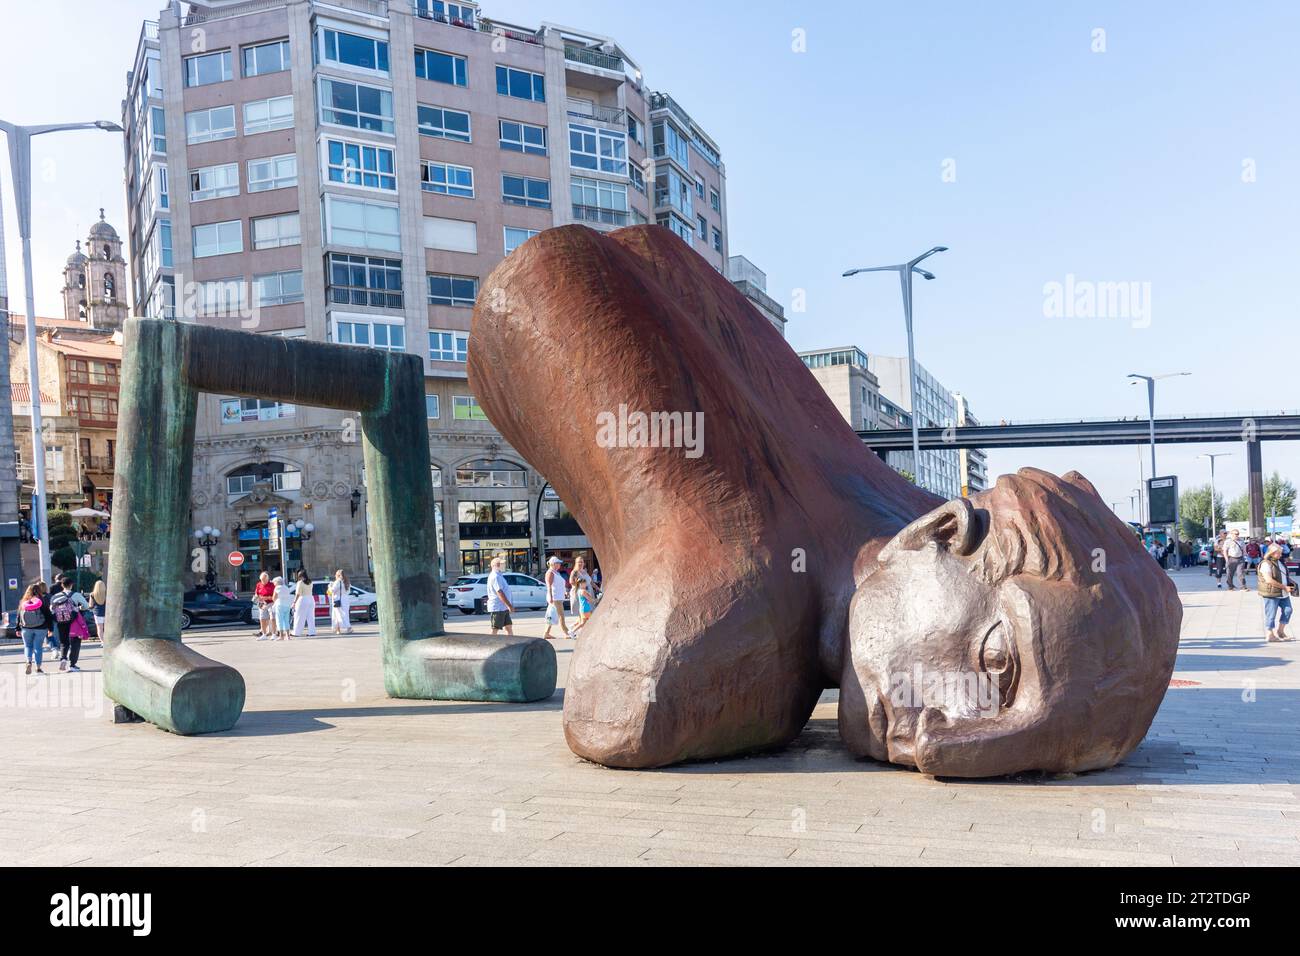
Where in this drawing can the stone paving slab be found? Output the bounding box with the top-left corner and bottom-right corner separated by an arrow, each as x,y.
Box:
1,568 -> 1298,866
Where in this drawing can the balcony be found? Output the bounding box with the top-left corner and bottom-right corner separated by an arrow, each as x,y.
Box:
184,0 -> 295,25
411,2 -> 476,28
82,456 -> 116,475
566,101 -> 626,127
477,17 -> 542,45
572,204 -> 629,227
564,45 -> 624,73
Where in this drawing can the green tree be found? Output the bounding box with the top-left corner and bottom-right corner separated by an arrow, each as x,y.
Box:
1226,493 -> 1250,523
1179,484 -> 1224,540
895,469 -> 916,484
1264,472 -> 1296,518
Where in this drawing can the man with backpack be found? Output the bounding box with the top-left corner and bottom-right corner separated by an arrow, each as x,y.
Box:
50,576 -> 92,672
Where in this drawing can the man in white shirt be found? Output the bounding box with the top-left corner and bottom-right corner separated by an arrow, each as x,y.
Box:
1223,529 -> 1246,590
486,555 -> 515,636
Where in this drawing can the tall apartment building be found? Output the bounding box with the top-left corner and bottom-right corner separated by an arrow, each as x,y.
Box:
727,255 -> 785,336
866,354 -> 962,500
797,347 -> 883,433
122,0 -> 731,588
951,391 -> 987,497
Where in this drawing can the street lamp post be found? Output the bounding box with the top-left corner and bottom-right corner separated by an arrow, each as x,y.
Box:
0,117 -> 123,583
1199,453 -> 1231,541
843,246 -> 948,477
1128,371 -> 1190,559
1129,492 -> 1139,522
191,526 -> 221,589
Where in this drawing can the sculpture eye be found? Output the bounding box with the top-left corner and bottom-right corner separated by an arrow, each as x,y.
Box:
977,622 -> 1019,708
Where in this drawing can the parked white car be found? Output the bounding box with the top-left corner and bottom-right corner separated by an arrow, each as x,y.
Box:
310,580 -> 379,622
446,572 -> 549,614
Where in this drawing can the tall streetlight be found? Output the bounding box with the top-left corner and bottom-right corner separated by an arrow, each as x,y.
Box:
1129,491 -> 1140,522
0,117 -> 123,582
1128,371 -> 1190,556
844,246 -> 949,474
1199,453 -> 1231,541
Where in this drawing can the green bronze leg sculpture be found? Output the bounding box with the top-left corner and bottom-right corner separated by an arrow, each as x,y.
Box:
103,318 -> 555,736
103,320 -> 245,733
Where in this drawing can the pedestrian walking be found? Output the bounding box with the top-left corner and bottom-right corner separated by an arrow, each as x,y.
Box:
568,555 -> 596,638
328,569 -> 353,634
253,571 -> 275,640
50,576 -> 91,672
542,555 -> 568,640
89,579 -> 107,641
272,575 -> 293,639
486,555 -> 515,636
291,569 -> 316,638
1258,542 -> 1295,643
18,583 -> 50,675
1224,529 -> 1246,590
1211,531 -> 1227,585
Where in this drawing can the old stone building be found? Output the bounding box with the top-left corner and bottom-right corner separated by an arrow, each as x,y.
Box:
60,211 -> 130,332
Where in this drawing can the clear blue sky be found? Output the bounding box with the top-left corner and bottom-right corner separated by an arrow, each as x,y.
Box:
3,0 -> 1297,517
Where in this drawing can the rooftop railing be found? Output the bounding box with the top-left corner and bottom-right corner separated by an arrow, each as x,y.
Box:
185,0 -> 292,25
564,45 -> 623,72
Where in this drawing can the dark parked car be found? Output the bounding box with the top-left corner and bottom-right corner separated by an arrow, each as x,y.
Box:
181,589 -> 256,630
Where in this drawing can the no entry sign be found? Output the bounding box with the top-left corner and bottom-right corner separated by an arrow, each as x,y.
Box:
227,551 -> 246,568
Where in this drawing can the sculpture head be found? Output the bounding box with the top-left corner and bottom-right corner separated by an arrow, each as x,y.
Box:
842,467 -> 1180,777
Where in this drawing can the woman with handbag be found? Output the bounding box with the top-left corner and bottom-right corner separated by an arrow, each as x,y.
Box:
1258,543 -> 1295,643
328,569 -> 353,635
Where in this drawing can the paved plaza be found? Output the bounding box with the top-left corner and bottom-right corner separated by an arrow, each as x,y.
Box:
0,569 -> 1297,867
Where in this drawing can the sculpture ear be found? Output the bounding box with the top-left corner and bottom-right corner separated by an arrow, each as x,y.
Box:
881,498 -> 979,562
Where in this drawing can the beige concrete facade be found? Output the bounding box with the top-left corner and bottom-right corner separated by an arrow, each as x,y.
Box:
122,0 -> 733,590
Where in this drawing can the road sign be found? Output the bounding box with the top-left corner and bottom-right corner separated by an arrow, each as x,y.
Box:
267,516 -> 280,551
267,507 -> 278,519
228,551 -> 245,567
1147,476 -> 1178,525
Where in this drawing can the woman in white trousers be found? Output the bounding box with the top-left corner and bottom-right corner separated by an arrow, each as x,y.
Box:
328,569 -> 353,634
291,569 -> 317,637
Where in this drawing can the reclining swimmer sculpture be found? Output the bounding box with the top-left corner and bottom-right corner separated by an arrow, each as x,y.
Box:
468,224 -> 1182,777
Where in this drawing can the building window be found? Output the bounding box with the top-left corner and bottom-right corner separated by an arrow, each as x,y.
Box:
652,119 -> 690,166
324,195 -> 401,252
151,106 -> 167,153
334,315 -> 406,351
712,227 -> 722,252
627,113 -> 643,145
196,278 -> 247,316
694,173 -> 705,199
571,176 -> 628,225
318,27 -> 389,74
254,270 -> 304,307
221,398 -> 295,424
415,0 -> 476,26
192,220 -> 242,258
252,212 -> 301,250
184,50 -> 232,87
421,161 -> 474,197
697,214 -> 708,240
429,328 -> 469,360
503,227 -> 538,255
226,464 -> 301,495
247,154 -> 297,192
324,138 -> 396,191
501,174 -> 550,208
655,166 -> 694,217
243,39 -> 291,77
710,187 -> 720,212
244,96 -> 294,135
185,105 -> 236,145
190,163 -> 239,202
327,253 -> 403,309
424,216 -> 477,253
656,213 -> 693,245
418,105 -> 471,142
452,396 -> 488,422
495,66 -> 545,101
569,123 -> 627,175
414,48 -> 467,86
428,275 -> 478,308
455,459 -> 525,487
499,120 -> 546,155
319,77 -> 394,135
426,394 -> 440,419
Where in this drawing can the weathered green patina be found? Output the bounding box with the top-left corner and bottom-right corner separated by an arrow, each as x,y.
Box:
104,318 -> 555,734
